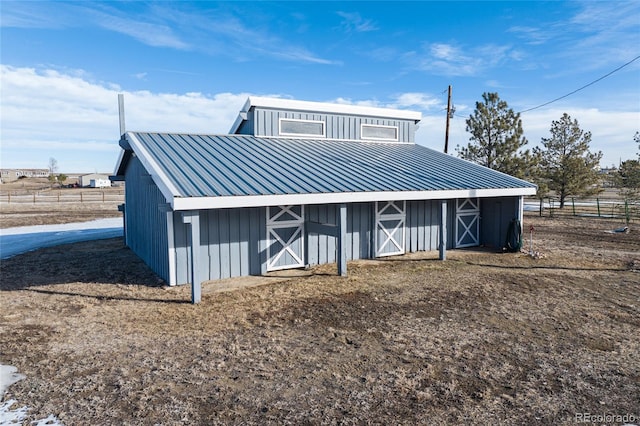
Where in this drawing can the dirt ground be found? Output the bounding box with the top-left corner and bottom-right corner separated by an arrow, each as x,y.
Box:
0,213 -> 639,425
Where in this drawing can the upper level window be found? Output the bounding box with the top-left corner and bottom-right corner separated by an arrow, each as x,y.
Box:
361,124 -> 398,141
279,118 -> 326,137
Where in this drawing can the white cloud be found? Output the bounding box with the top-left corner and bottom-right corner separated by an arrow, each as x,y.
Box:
521,108 -> 640,166
389,93 -> 442,111
416,105 -> 640,167
415,42 -> 518,77
2,65 -> 635,173
0,65 -> 249,172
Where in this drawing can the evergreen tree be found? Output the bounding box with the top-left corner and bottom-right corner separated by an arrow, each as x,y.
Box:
458,92 -> 530,178
536,113 -> 602,208
615,159 -> 640,200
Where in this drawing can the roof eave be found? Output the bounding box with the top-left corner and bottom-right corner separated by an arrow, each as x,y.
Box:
169,187 -> 537,211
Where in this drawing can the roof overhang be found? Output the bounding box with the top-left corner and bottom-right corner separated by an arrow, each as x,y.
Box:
169,187 -> 537,211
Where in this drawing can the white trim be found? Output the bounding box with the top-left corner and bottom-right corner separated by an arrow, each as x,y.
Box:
360,123 -> 399,142
455,198 -> 480,248
113,148 -> 126,175
230,96 -> 421,133
266,205 -> 305,271
518,196 -> 524,225
170,187 -> 537,211
375,201 -> 406,257
166,210 -> 177,286
127,132 -> 181,204
278,117 -> 326,138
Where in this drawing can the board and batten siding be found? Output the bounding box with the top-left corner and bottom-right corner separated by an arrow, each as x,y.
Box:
406,200 -> 451,252
124,156 -> 170,282
172,207 -> 267,283
167,199 -> 471,285
244,108 -> 416,143
480,196 -> 521,249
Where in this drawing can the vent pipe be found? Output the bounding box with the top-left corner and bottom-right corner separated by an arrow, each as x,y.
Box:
118,94 -> 126,137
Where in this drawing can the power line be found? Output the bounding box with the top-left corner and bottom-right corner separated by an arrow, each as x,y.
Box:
519,55 -> 640,114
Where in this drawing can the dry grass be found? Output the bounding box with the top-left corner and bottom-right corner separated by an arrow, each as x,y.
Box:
0,214 -> 639,425
0,179 -> 123,228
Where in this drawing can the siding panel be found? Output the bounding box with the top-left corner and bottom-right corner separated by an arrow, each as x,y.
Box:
251,108 -> 417,142
123,157 -> 169,282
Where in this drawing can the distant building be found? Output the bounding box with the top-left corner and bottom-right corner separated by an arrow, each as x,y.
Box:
0,168 -> 50,183
79,173 -> 110,187
90,178 -> 111,188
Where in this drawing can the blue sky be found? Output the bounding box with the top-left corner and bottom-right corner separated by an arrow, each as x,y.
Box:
1,1 -> 639,173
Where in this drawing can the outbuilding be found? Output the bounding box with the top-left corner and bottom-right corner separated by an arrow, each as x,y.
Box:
111,97 -> 536,302
79,173 -> 110,187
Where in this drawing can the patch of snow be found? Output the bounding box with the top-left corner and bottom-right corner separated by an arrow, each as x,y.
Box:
0,364 -> 63,426
0,399 -> 29,425
0,366 -> 24,397
0,218 -> 123,260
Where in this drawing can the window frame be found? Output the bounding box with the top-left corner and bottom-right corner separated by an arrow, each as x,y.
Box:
278,118 -> 326,138
360,123 -> 399,142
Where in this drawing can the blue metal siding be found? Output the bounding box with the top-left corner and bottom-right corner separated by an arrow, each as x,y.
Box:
251,107 -> 415,142
481,197 -> 519,249
123,156 -> 169,282
168,199 -> 471,284
172,212 -> 190,285
406,200 -> 443,252
347,203 -> 373,260
307,204 -> 338,265
171,207 -> 267,284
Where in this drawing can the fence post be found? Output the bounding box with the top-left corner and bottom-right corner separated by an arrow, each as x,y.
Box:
625,199 -> 630,225
80,192 -> 83,203
58,191 -> 60,203
7,192 -> 10,204
572,198 -> 575,216
33,192 -> 36,204
596,198 -> 600,217
102,191 -> 105,202
539,198 -> 543,217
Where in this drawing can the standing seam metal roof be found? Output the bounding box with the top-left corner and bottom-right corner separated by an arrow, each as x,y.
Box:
127,132 -> 536,199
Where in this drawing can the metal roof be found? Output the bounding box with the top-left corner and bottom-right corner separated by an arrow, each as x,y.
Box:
118,132 -> 536,210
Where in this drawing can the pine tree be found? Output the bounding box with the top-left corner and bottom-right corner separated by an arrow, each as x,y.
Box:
458,92 -> 530,178
536,113 -> 602,208
616,159 -> 640,200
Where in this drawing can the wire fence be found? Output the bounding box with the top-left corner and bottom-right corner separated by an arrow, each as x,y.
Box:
524,196 -> 640,223
0,190 -> 124,204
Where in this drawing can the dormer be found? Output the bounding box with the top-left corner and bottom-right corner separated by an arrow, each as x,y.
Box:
229,97 -> 421,143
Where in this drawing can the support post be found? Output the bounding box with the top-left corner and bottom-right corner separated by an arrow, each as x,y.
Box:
337,203 -> 347,276
182,211 -> 201,304
439,200 -> 447,260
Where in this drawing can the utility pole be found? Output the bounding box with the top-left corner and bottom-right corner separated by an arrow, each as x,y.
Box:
444,85 -> 452,153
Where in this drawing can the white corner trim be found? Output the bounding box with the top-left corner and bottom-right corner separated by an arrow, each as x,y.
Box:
166,210 -> 177,286
113,148 -> 126,175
